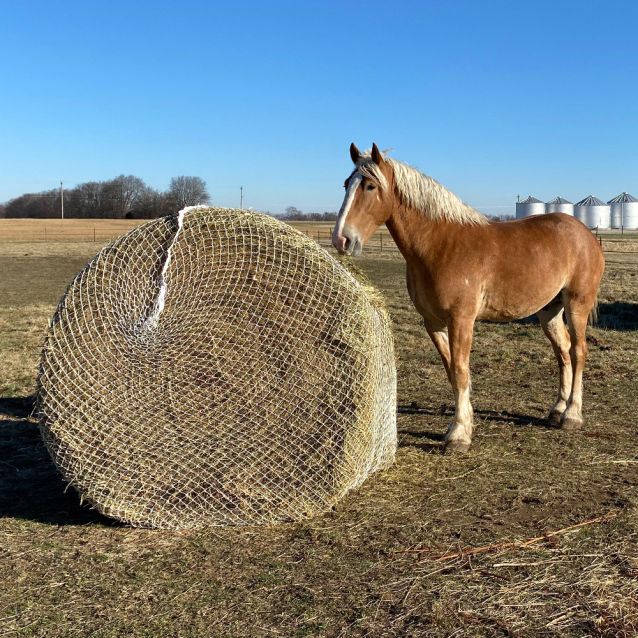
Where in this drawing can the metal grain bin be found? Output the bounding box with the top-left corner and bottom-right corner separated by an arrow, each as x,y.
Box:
608,192 -> 638,229
574,195 -> 610,229
516,196 -> 545,219
545,196 -> 573,215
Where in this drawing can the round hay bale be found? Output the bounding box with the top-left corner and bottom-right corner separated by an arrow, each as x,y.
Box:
37,208 -> 396,529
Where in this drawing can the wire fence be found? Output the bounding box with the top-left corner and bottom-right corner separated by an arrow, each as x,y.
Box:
304,229 -> 638,255
1,223 -> 637,256
0,223 -> 400,251
302,229 -> 398,253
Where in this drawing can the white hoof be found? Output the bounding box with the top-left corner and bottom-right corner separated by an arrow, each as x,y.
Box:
444,439 -> 472,454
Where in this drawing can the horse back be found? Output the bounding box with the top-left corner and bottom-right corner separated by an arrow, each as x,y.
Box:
476,213 -> 604,319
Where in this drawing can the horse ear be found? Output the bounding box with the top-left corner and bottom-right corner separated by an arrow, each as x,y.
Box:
350,142 -> 361,164
371,143 -> 384,165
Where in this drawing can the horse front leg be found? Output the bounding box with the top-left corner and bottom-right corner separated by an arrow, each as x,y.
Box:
424,323 -> 453,384
444,315 -> 475,453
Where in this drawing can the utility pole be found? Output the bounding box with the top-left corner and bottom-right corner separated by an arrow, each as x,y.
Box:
240,186 -> 243,210
60,181 -> 64,220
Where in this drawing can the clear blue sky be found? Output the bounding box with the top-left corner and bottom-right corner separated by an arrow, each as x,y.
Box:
1,0 -> 637,215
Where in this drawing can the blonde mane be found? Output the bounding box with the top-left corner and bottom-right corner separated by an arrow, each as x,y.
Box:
355,153 -> 488,226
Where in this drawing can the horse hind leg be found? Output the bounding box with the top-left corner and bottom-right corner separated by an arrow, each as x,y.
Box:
537,298 -> 572,426
561,292 -> 597,430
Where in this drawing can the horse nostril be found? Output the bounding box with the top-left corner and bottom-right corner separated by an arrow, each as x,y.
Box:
344,237 -> 352,251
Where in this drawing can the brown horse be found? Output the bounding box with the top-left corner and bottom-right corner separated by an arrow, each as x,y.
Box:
332,143 -> 605,452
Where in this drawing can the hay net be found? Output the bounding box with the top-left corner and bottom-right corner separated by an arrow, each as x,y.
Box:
37,207 -> 396,529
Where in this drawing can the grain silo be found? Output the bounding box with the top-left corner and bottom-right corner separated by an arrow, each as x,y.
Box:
573,195 -> 610,229
516,196 -> 545,219
545,196 -> 573,215
608,192 -> 638,230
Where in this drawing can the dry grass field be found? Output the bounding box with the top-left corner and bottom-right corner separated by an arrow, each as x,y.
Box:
0,217 -> 634,253
1,219 -> 637,637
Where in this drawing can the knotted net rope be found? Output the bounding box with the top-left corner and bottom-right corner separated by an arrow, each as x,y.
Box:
37,208 -> 397,529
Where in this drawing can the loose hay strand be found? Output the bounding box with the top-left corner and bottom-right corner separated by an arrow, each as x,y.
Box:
400,511 -> 618,562
37,208 -> 397,529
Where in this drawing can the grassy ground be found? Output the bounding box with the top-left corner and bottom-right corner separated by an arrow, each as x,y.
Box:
1,236 -> 637,637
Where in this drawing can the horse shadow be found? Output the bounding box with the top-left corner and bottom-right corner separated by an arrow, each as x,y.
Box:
397,402 -> 551,451
597,301 -> 638,331
510,301 -> 638,332
0,395 -> 111,526
398,402 -> 549,428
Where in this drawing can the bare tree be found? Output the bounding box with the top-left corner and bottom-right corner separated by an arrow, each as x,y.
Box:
132,187 -> 174,219
168,176 -> 210,209
103,175 -> 147,218
66,181 -> 108,218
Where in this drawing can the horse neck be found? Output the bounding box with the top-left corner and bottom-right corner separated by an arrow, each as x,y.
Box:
385,200 -> 459,262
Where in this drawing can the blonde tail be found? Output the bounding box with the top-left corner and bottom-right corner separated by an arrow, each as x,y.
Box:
588,297 -> 599,327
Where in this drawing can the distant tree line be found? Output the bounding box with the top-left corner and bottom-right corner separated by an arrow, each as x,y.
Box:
0,175 -> 210,219
277,206 -> 337,221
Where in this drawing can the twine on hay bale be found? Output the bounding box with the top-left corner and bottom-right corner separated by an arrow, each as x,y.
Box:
37,207 -> 397,529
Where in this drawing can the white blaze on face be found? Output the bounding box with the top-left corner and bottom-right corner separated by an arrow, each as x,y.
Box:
332,173 -> 362,245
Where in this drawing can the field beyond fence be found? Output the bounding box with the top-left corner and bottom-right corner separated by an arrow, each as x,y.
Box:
0,218 -> 395,251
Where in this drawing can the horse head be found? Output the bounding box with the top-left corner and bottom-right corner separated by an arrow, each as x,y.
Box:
332,143 -> 394,255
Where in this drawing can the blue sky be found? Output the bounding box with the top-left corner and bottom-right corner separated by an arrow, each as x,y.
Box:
1,0 -> 637,215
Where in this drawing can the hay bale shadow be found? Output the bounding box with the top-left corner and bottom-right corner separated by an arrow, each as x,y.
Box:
0,396 -> 110,526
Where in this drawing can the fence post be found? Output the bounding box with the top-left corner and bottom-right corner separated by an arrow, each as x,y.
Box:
94,227 -> 96,242
44,226 -> 47,241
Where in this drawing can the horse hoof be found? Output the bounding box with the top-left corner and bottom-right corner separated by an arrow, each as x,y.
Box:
444,440 -> 472,454
548,410 -> 563,427
560,416 -> 583,431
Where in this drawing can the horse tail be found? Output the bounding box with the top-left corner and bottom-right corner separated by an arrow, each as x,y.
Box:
588,297 -> 599,327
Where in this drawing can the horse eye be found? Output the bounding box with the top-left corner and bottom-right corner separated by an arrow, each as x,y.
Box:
366,184 -> 376,191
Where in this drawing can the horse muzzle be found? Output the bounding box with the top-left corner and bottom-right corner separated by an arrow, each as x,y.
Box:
332,226 -> 363,256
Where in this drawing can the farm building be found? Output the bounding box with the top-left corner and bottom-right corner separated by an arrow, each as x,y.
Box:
608,192 -> 638,229
513,193 -> 638,229
545,196 -> 573,215
515,195 -> 545,219
574,195 -> 611,229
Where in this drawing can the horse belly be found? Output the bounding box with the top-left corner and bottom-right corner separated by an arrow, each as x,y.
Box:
478,283 -> 563,322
